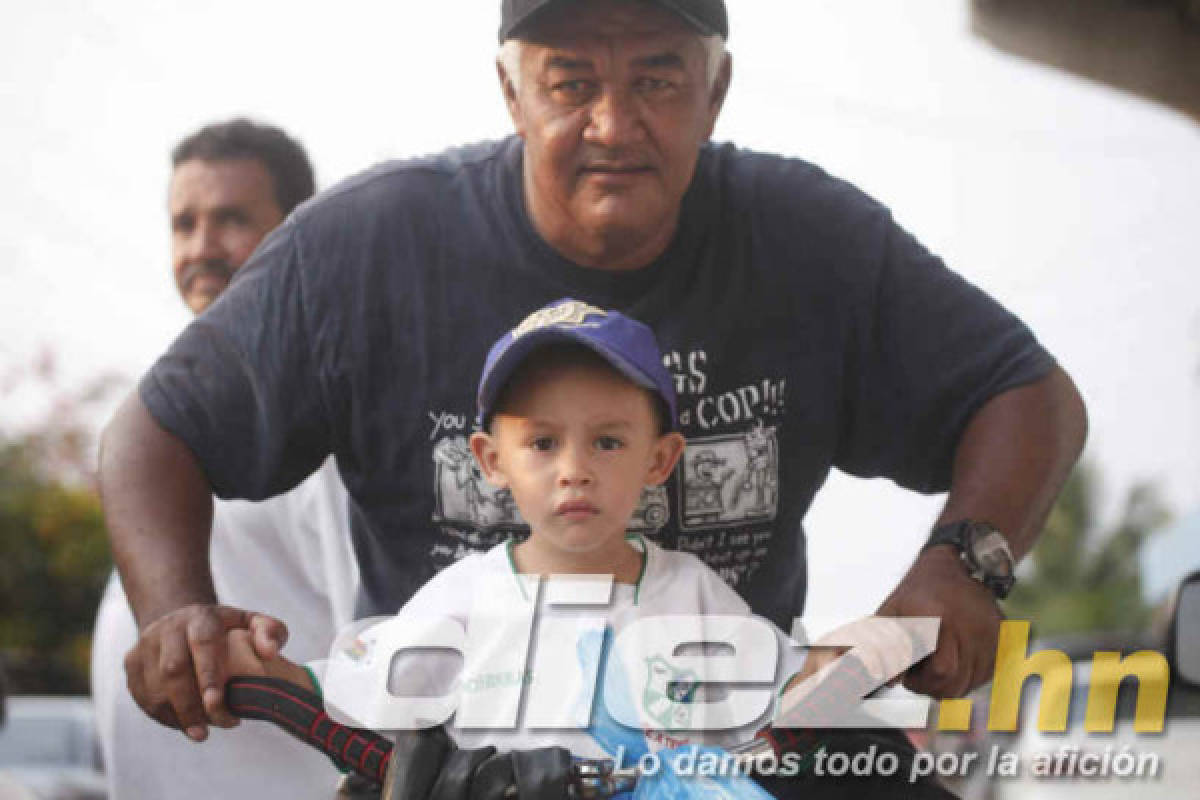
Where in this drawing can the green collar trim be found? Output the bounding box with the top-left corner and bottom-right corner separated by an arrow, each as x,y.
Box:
505,534 -> 649,604
505,538 -> 531,602
626,533 -> 649,605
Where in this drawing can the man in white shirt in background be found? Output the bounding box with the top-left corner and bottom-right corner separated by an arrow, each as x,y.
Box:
91,118 -> 358,800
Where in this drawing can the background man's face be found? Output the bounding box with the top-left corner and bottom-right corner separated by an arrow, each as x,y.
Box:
504,1 -> 725,255
168,157 -> 284,314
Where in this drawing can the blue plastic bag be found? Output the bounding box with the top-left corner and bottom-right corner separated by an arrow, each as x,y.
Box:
578,627 -> 651,762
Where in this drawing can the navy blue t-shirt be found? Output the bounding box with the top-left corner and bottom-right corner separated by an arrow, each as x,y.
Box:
141,136 -> 1054,630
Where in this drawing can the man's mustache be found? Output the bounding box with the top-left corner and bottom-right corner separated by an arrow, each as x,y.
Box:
578,146 -> 655,170
179,260 -> 235,291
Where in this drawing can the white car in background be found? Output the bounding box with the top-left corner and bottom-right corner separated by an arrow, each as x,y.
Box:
0,695 -> 106,800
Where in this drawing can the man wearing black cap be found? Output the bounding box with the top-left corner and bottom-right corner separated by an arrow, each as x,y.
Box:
100,1 -> 1086,797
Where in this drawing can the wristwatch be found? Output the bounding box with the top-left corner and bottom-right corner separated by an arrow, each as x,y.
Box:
923,520 -> 1016,599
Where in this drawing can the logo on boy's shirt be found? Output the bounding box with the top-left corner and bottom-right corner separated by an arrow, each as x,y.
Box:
642,655 -> 700,730
462,668 -> 533,694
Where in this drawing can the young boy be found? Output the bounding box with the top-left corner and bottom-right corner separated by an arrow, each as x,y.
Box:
226,298 -> 805,763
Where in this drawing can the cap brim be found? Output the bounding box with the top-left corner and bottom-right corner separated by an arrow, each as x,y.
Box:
500,0 -> 725,41
654,0 -> 724,37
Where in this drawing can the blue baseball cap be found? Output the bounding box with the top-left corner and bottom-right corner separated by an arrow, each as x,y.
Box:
477,298 -> 678,431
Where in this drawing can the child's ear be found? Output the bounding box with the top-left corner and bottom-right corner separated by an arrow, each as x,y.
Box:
469,431 -> 508,488
645,432 -> 686,486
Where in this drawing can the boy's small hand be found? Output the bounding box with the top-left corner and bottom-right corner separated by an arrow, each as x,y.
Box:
210,629 -> 269,728
225,628 -> 316,694
226,629 -> 270,677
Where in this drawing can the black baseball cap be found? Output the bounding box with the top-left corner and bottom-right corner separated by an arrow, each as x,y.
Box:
499,0 -> 728,42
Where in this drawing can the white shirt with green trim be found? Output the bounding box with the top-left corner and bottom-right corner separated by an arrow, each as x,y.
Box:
320,537 -> 805,760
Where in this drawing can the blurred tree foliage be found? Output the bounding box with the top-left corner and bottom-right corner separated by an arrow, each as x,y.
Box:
1006,462 -> 1169,636
0,353 -> 123,693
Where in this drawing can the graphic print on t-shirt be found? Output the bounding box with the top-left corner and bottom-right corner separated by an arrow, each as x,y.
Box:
660,346 -> 787,589
628,486 -> 670,535
432,435 -> 520,531
679,421 -> 778,530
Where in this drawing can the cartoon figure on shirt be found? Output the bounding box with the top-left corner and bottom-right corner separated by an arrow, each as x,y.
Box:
731,422 -> 778,514
683,450 -> 736,525
432,435 -> 520,529
680,425 -> 780,530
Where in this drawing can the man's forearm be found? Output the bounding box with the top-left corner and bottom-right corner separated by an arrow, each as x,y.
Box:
937,364 -> 1087,559
100,390 -> 216,628
879,365 -> 1086,697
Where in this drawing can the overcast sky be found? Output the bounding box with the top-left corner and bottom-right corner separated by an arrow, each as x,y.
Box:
2,1 -> 1197,623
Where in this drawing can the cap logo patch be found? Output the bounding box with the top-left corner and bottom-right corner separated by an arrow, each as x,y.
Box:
512,300 -> 607,338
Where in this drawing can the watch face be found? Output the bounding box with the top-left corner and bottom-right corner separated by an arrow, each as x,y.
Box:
970,529 -> 1014,578
927,520 -> 1016,598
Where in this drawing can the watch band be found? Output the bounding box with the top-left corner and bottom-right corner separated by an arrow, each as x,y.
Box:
925,519 -> 972,552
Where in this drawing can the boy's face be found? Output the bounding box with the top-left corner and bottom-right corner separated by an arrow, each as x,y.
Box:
471,359 -> 683,569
